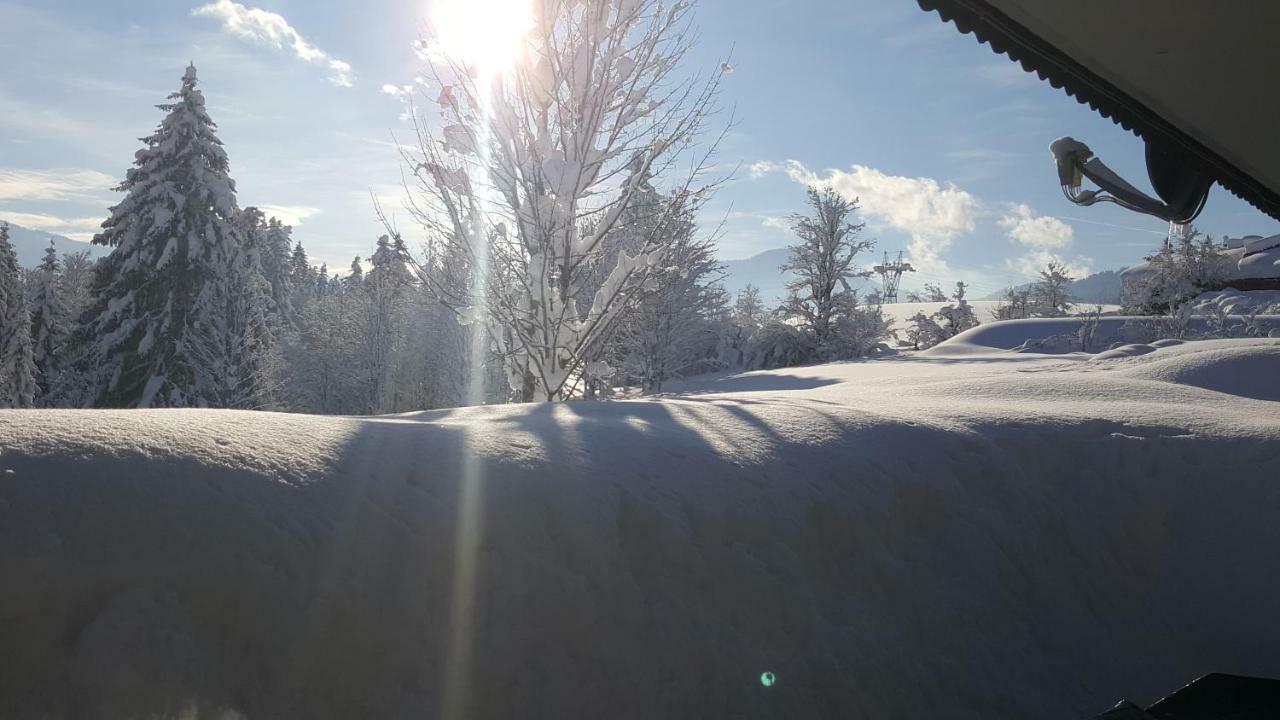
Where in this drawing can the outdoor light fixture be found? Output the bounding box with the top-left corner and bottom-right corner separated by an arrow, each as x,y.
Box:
1050,136 -> 1212,224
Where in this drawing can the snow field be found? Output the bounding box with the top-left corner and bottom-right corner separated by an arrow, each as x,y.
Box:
1,338 -> 1279,718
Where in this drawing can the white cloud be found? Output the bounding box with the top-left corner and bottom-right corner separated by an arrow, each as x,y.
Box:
748,160 -> 783,179
0,168 -> 116,202
760,215 -> 790,231
255,204 -> 321,226
381,84 -> 413,98
0,211 -> 104,240
999,204 -> 1073,249
1009,249 -> 1092,280
193,0 -> 355,87
998,204 -> 1091,279
776,160 -> 978,271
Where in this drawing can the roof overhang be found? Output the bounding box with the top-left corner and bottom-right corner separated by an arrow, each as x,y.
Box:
917,0 -> 1280,221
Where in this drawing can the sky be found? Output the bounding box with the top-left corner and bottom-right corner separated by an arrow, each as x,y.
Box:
2,0 -> 1276,298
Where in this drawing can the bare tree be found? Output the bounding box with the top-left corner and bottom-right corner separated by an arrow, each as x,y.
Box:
779,186 -> 874,357
398,0 -> 728,401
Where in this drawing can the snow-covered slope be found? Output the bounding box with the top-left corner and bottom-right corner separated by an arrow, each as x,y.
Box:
981,269 -> 1125,304
3,340 -> 1280,718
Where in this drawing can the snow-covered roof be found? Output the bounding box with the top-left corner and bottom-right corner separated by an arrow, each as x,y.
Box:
1122,233 -> 1280,284
917,0 -> 1280,221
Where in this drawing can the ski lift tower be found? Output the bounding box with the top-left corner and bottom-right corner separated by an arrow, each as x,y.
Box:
874,251 -> 915,303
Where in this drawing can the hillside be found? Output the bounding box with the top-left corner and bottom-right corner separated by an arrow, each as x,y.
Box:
0,220 -> 108,267
720,247 -> 794,303
982,269 -> 1125,305
2,337 -> 1278,718
720,247 -> 870,304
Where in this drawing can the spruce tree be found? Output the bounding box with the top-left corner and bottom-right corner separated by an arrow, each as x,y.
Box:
83,64 -> 265,407
28,242 -> 71,405
0,223 -> 37,408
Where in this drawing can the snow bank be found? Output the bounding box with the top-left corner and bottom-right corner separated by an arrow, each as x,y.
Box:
1190,289 -> 1280,316
927,315 -> 1280,356
3,340 -> 1280,718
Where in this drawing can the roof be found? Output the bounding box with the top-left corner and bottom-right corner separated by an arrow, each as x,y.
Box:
917,0 -> 1280,221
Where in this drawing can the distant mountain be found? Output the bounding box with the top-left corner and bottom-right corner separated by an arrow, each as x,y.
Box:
720,247 -> 876,305
981,269 -> 1125,305
720,248 -> 794,304
0,220 -> 108,268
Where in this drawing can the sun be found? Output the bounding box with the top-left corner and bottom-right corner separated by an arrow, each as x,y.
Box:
429,0 -> 533,77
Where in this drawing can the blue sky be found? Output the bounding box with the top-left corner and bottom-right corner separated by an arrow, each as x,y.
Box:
2,0 -> 1276,297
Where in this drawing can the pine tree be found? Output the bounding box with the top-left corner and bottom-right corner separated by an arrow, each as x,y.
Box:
27,242 -> 71,405
289,241 -> 315,308
258,213 -> 296,323
0,223 -> 37,408
82,64 -> 262,407
346,256 -> 364,288
360,235 -> 411,412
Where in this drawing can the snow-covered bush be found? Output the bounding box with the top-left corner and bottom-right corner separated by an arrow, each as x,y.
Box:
744,319 -> 817,370
1123,228 -> 1230,314
906,282 -> 979,350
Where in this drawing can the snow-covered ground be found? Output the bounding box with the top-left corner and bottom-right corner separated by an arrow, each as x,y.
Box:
2,337 -> 1280,718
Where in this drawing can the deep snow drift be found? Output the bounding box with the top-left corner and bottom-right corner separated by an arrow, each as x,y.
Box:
2,338 -> 1279,718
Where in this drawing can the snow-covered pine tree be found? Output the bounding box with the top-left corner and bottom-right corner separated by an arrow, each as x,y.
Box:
0,223 -> 38,408
289,241 -> 315,309
315,263 -> 330,298
359,234 -> 412,412
83,64 -> 265,408
238,207 -> 295,325
27,241 -> 71,405
615,209 -> 728,393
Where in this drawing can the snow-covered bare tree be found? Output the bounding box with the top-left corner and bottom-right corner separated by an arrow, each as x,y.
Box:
0,223 -> 37,408
401,0 -> 727,401
993,286 -> 1031,320
1029,262 -> 1075,317
905,282 -> 948,303
82,64 -> 267,407
27,242 -> 71,405
779,185 -> 875,358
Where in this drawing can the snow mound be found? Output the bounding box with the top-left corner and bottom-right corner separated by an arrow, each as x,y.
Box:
1190,289 -> 1280,316
3,342 -> 1280,718
1109,339 -> 1280,402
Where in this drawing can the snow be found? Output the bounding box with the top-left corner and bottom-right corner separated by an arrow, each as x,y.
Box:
3,338 -> 1280,718
926,315 -> 1280,356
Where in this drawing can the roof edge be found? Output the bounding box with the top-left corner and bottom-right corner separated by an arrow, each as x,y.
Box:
917,0 -> 1280,222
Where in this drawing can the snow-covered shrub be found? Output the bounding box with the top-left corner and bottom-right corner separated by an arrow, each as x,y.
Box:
1124,228 -> 1230,314
906,282 -> 979,350
745,319 -> 817,370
